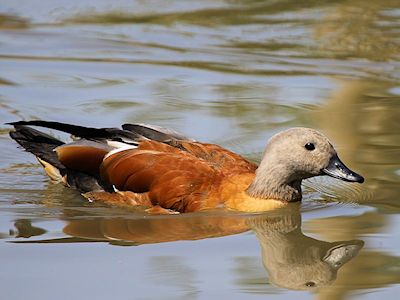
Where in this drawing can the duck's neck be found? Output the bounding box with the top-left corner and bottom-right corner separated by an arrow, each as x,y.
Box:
246,162 -> 302,202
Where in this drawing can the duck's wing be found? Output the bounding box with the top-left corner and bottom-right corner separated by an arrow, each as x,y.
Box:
123,123 -> 257,174
8,120 -> 193,147
177,141 -> 257,174
122,123 -> 191,142
7,120 -> 143,147
99,148 -> 222,212
137,140 -> 257,175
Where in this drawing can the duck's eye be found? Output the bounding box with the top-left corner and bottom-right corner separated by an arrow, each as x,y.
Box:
305,281 -> 316,287
305,143 -> 315,151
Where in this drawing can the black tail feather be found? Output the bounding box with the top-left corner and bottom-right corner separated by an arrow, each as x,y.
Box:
9,125 -> 65,170
9,124 -> 105,193
7,120 -> 139,141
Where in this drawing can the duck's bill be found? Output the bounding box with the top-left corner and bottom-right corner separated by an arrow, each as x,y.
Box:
323,240 -> 364,268
322,155 -> 364,183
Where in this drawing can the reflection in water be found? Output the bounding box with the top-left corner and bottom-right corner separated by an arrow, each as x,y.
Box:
0,14 -> 28,29
249,211 -> 363,291
307,213 -> 400,300
313,79 -> 400,211
12,219 -> 47,238
146,256 -> 199,299
11,205 -> 363,291
314,0 -> 399,61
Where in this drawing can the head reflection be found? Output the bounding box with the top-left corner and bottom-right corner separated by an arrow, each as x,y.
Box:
248,208 -> 363,290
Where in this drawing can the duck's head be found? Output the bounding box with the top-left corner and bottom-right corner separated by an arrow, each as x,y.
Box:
247,128 -> 364,201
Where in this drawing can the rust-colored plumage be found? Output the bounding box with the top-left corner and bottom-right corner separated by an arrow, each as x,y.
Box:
59,139 -> 258,212
108,142 -> 255,207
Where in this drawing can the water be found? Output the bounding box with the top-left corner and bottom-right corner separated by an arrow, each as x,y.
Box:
0,1 -> 399,299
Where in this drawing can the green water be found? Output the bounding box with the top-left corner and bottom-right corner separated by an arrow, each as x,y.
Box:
0,1 -> 399,299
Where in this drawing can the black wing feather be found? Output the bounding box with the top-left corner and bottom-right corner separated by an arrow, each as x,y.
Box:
7,120 -> 140,142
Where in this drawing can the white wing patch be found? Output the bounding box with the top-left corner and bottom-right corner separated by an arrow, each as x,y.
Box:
104,141 -> 137,159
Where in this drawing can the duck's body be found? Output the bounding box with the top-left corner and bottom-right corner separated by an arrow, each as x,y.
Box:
8,120 -> 363,214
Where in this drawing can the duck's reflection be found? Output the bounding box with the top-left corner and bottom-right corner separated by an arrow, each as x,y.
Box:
12,219 -> 47,238
248,211 -> 363,290
62,211 -> 249,245
11,204 -> 363,290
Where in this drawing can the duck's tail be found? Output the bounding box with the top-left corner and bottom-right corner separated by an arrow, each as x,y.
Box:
9,125 -> 65,179
8,120 -> 191,193
8,124 -> 103,192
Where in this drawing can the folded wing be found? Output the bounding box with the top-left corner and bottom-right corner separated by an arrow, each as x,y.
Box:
100,148 -> 222,212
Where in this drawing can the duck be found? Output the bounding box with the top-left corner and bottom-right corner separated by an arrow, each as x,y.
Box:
8,120 -> 364,214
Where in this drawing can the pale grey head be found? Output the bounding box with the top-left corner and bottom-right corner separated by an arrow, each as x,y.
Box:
247,128 -> 364,201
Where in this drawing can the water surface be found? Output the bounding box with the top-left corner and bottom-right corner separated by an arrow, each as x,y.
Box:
0,1 -> 399,299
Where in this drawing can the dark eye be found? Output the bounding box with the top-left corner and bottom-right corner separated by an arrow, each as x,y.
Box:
305,281 -> 316,287
305,143 -> 315,151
